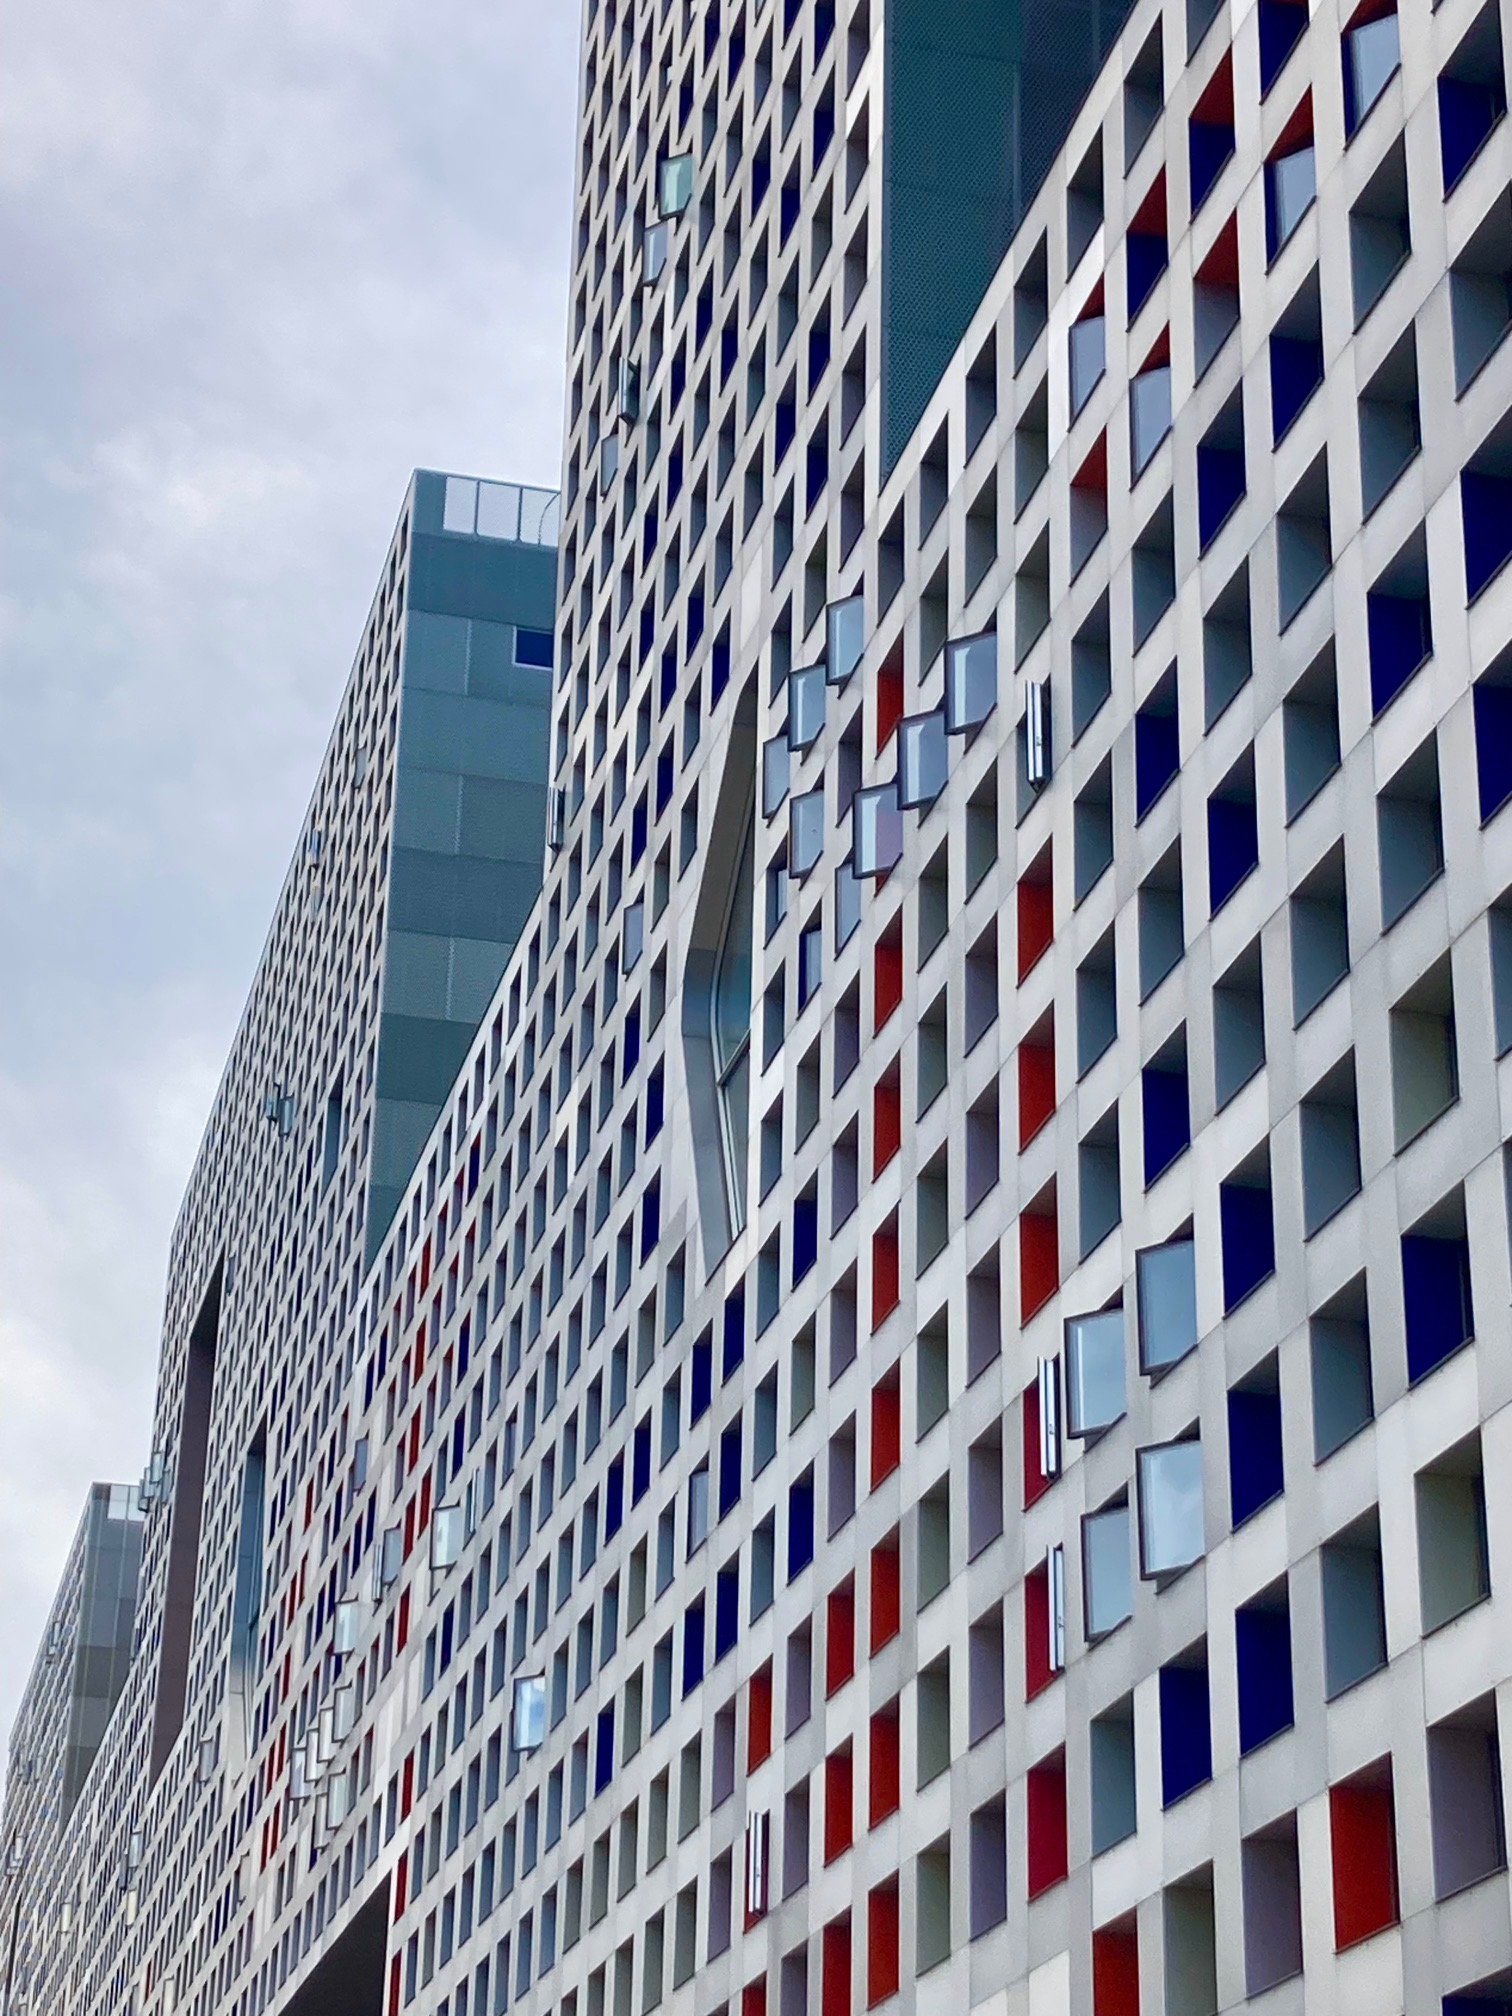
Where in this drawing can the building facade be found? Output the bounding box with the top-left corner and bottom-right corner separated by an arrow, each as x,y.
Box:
8,0 -> 1512,2009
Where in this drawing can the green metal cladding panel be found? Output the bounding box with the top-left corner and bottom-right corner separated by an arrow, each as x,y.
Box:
882,0 -> 1135,469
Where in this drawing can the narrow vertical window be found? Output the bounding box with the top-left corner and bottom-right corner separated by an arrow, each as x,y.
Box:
712,819 -> 755,1232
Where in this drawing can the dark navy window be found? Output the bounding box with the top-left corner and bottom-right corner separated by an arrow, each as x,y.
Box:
515,627 -> 555,669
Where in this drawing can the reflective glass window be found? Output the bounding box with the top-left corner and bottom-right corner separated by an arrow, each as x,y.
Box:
1137,1237 -> 1199,1371
835,855 -> 863,947
761,734 -> 790,819
1065,1310 -> 1125,1436
712,821 -> 755,1234
643,220 -> 670,282
853,781 -> 903,876
1344,14 -> 1399,135
826,596 -> 865,686
1130,365 -> 1173,474
1266,146 -> 1316,258
944,631 -> 998,733
788,663 -> 826,748
1070,314 -> 1107,415
898,708 -> 949,808
659,153 -> 695,216
1137,1440 -> 1205,1577
1082,1505 -> 1133,1637
512,1675 -> 546,1751
789,788 -> 826,877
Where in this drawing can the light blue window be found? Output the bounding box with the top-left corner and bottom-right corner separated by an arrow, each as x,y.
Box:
659,153 -> 695,217
789,788 -> 826,877
788,663 -> 826,749
1137,1236 -> 1199,1372
898,709 -> 949,808
1266,145 -> 1316,258
826,596 -> 865,686
944,631 -> 997,732
1083,1504 -> 1133,1637
711,821 -> 754,1234
1130,365 -> 1172,474
1070,314 -> 1107,415
1065,1310 -> 1125,1436
853,781 -> 902,876
1137,1439 -> 1205,1577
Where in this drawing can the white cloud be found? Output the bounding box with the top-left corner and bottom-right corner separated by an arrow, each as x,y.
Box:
0,0 -> 577,1738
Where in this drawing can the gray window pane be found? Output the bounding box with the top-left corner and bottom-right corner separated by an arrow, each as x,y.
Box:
1066,1310 -> 1126,1436
1137,1237 -> 1198,1371
1137,1440 -> 1205,1578
1083,1505 -> 1132,1637
835,855 -> 863,947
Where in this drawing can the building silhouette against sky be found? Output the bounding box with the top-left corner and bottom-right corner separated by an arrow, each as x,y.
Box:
8,0 -> 1512,2011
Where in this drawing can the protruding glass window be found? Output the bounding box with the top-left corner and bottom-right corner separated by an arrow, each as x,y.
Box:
788,663 -> 826,748
944,631 -> 998,732
1266,145 -> 1316,259
898,708 -> 949,808
622,899 -> 644,973
1137,1439 -> 1205,1578
761,734 -> 790,818
616,357 -> 641,423
1082,1503 -> 1133,1637
826,595 -> 865,686
1344,12 -> 1399,135
643,220 -> 670,282
659,153 -> 695,217
512,1675 -> 547,1752
712,821 -> 755,1234
853,781 -> 903,876
1137,1237 -> 1199,1372
1065,1310 -> 1126,1436
1130,364 -> 1173,473
1070,311 -> 1107,415
790,788 -> 826,877
599,432 -> 621,491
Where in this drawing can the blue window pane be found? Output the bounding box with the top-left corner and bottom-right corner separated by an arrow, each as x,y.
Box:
826,596 -> 865,686
853,781 -> 902,876
1137,1238 -> 1198,1371
1130,366 -> 1172,473
898,708 -> 948,808
788,663 -> 826,748
789,788 -> 826,876
1083,1505 -> 1132,1637
761,735 -> 790,818
1070,315 -> 1107,415
1137,1440 -> 1205,1578
835,855 -> 863,947
944,631 -> 997,732
1158,1663 -> 1213,1804
1266,146 -> 1315,258
1065,1310 -> 1125,1436
1344,13 -> 1400,135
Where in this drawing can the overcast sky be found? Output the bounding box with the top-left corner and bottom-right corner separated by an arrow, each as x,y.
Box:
0,0 -> 579,1742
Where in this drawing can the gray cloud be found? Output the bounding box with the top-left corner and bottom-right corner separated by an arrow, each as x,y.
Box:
0,0 -> 578,1739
